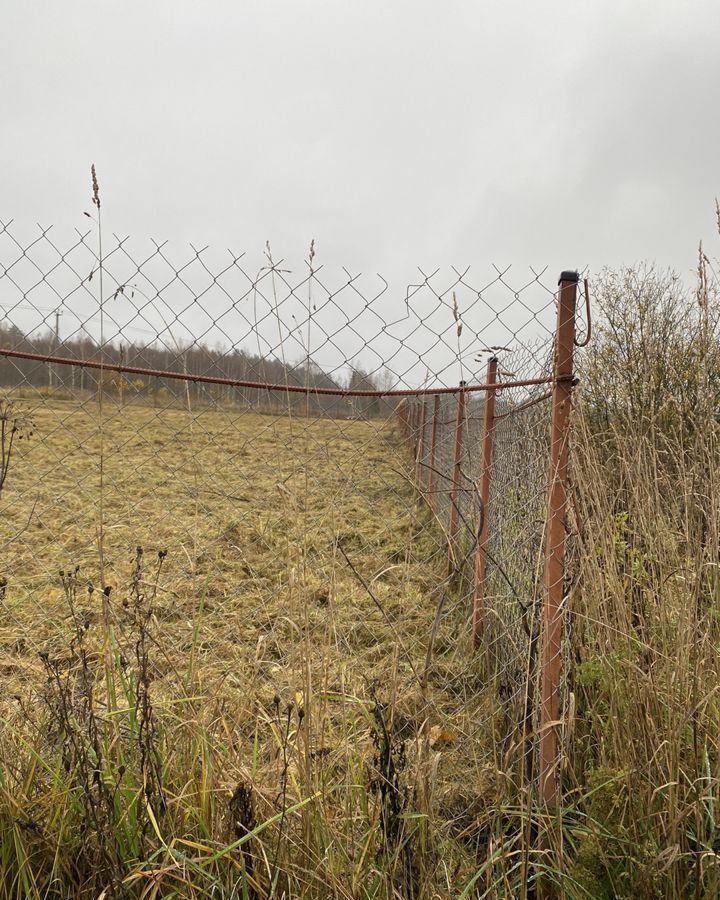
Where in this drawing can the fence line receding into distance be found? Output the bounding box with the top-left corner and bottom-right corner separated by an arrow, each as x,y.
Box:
0,218 -> 587,805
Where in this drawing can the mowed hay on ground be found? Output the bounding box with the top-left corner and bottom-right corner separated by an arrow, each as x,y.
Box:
0,394 -> 497,895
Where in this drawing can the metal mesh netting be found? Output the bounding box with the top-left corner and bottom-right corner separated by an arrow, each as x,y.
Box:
0,218 -> 573,817
399,344 -> 556,776
484,393 -> 550,685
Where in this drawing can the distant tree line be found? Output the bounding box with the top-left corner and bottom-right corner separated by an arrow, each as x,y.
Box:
0,323 -> 395,418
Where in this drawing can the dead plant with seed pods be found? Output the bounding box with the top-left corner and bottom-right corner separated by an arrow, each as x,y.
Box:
23,549 -> 168,897
38,570 -> 127,897
228,780 -> 258,897
368,689 -> 420,899
125,546 -> 167,857
0,398 -> 33,500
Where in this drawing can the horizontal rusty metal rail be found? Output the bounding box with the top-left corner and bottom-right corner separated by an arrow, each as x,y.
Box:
0,346 -> 560,399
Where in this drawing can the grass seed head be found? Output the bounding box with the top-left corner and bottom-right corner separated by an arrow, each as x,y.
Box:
91,164 -> 100,208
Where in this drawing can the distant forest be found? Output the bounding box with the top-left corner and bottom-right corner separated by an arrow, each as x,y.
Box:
0,323 -> 393,417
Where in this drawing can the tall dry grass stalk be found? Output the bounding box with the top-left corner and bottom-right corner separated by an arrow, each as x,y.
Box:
91,164 -> 107,593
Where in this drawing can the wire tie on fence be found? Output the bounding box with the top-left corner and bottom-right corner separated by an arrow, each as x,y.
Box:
574,277 -> 592,347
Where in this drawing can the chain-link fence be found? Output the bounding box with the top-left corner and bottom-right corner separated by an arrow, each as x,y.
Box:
396,346 -> 561,786
0,217 -> 583,821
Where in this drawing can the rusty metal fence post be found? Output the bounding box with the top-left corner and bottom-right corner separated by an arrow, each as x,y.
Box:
472,357 -> 498,649
538,271 -> 578,806
446,382 -> 466,576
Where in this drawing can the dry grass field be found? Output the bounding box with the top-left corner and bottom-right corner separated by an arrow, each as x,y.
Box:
0,395 -> 497,898
0,396 -> 475,703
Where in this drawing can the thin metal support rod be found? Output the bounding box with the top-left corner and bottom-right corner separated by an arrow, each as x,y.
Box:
397,401 -> 408,439
415,398 -> 428,487
472,357 -> 498,649
428,394 -> 440,499
446,382 -> 467,576
539,271 -> 578,807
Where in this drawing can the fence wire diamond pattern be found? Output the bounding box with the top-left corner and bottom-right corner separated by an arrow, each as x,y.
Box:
0,219 -> 580,808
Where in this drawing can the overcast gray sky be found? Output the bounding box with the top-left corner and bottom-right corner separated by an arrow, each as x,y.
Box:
3,0 -> 719,276
2,0 -> 719,388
